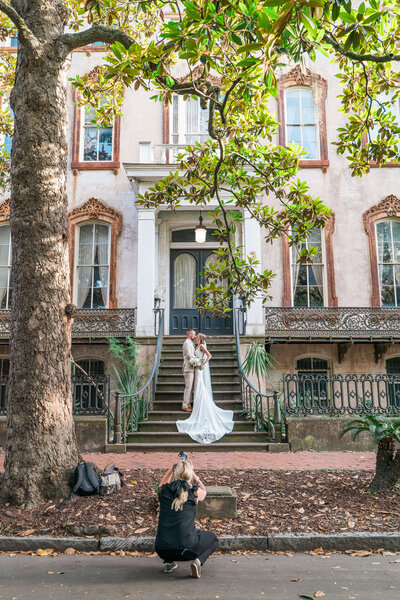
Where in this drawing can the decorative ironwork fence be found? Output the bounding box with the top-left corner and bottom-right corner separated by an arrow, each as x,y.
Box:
283,373 -> 400,416
0,308 -> 136,340
234,309 -> 281,440
265,307 -> 400,341
0,375 -> 109,416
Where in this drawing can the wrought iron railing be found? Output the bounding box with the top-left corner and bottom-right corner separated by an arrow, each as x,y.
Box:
265,307 -> 400,341
234,308 -> 281,441
0,308 -> 136,340
283,373 -> 400,416
0,375 -> 109,416
112,308 -> 165,444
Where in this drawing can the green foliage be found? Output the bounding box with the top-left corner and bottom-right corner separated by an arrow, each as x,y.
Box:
340,414 -> 400,445
242,341 -> 277,390
108,336 -> 141,396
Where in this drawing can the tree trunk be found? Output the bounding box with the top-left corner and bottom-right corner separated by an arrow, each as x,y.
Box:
369,436 -> 400,493
1,3 -> 79,506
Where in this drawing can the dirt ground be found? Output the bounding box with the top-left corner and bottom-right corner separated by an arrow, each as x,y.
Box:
1,469 -> 399,538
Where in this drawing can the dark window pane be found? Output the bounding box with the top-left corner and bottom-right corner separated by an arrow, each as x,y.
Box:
293,286 -> 308,306
381,286 -> 395,306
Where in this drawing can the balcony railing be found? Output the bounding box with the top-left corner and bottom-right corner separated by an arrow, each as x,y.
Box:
283,373 -> 400,416
0,308 -> 136,340
265,307 -> 400,342
0,375 -> 110,416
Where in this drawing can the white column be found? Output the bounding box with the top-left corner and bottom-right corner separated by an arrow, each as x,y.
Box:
136,209 -> 156,337
243,210 -> 264,336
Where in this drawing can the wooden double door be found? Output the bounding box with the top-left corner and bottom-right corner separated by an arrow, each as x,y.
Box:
170,249 -> 233,335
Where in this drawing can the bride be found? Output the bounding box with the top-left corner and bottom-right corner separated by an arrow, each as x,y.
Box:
176,333 -> 234,444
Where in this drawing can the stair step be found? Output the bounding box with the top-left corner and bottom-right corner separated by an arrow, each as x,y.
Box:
152,401 -> 242,411
160,360 -> 238,368
156,382 -> 241,391
158,374 -> 240,383
127,431 -> 267,443
123,442 -> 273,452
161,351 -> 237,358
138,421 -> 255,432
148,410 -> 249,422
156,389 -> 240,395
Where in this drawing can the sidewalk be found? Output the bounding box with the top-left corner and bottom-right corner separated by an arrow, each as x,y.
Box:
0,451 -> 375,471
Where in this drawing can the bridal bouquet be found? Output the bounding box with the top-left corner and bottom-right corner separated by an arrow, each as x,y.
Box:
190,356 -> 205,369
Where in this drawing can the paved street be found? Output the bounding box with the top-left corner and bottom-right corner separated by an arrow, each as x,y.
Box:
0,553 -> 398,600
0,451 -> 376,473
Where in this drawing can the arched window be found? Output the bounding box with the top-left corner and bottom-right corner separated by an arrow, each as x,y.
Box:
69,198 -> 122,308
0,224 -> 12,309
72,358 -> 106,413
376,220 -> 400,306
291,227 -> 324,306
75,222 -> 111,309
386,357 -> 400,409
296,357 -> 329,408
277,66 -> 329,170
285,88 -> 318,159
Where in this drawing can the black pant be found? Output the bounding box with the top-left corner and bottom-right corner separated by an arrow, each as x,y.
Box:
156,531 -> 219,566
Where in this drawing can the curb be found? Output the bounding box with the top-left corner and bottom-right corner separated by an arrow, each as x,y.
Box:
1,533 -> 400,553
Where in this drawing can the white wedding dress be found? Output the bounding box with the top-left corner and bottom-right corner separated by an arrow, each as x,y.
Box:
176,345 -> 234,444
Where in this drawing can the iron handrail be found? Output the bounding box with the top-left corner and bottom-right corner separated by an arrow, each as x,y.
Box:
112,308 -> 165,443
233,308 -> 280,439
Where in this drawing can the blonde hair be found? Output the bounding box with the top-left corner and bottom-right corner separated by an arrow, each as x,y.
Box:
171,461 -> 194,511
197,333 -> 207,345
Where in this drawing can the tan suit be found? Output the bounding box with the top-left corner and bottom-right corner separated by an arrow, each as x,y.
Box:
182,338 -> 195,408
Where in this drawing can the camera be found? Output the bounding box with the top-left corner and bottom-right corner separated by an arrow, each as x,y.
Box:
178,451 -> 187,461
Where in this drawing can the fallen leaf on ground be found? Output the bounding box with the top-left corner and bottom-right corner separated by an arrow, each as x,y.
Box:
64,548 -> 75,555
347,520 -> 356,529
19,529 -> 35,537
37,549 -> 53,556
134,527 -> 150,534
299,595 -> 314,599
313,548 -> 324,555
314,593 -> 325,598
350,550 -> 372,557
291,578 -> 303,582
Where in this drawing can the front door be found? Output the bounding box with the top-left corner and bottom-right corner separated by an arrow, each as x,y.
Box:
170,249 -> 233,335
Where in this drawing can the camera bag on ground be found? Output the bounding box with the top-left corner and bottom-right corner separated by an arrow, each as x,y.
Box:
100,465 -> 124,495
59,462 -> 101,506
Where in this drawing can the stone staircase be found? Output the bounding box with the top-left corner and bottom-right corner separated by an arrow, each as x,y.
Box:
126,337 -> 278,452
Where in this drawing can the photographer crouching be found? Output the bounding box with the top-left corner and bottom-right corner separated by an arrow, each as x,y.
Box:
155,454 -> 219,578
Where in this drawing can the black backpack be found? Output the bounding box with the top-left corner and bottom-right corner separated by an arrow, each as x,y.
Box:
72,462 -> 101,496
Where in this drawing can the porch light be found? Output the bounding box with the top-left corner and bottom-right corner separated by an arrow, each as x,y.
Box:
195,214 -> 207,244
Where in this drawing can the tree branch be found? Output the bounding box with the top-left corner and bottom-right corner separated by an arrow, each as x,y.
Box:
323,33 -> 399,63
59,24 -> 136,55
0,0 -> 38,52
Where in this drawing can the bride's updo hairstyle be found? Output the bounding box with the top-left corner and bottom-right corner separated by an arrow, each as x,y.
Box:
197,333 -> 207,345
171,461 -> 194,511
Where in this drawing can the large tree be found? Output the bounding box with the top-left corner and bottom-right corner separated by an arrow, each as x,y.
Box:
0,0 -> 398,505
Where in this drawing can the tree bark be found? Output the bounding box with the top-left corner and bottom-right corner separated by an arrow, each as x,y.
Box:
1,1 -> 79,506
369,436 -> 400,493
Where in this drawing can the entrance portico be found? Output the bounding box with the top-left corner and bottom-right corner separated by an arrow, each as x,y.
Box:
124,163 -> 264,337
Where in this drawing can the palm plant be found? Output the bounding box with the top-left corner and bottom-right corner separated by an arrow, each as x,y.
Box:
340,415 -> 400,492
242,341 -> 276,392
108,337 -> 145,432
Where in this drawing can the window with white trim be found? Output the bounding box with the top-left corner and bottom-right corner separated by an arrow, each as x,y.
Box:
171,96 -> 209,147
75,223 -> 110,309
376,220 -> 400,306
81,105 -> 113,162
0,224 -> 12,309
291,227 -> 324,307
284,88 -> 319,159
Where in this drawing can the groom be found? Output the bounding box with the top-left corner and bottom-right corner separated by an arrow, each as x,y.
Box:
182,329 -> 196,412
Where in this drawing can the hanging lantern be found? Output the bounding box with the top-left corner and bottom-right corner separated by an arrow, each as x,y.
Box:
195,213 -> 207,244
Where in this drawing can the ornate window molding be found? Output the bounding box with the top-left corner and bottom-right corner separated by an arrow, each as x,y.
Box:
68,198 -> 122,308
277,66 -> 329,171
71,86 -> 121,174
363,194 -> 400,306
281,214 -> 337,307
